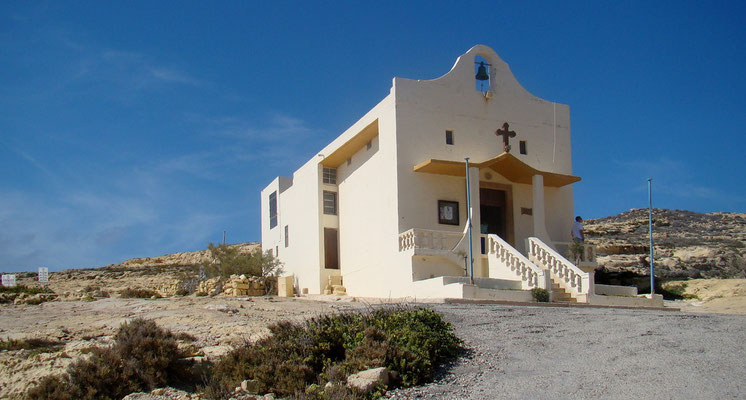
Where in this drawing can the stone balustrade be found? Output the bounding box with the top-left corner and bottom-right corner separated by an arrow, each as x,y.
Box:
553,241 -> 597,267
487,234 -> 548,290
527,237 -> 592,301
398,228 -> 463,252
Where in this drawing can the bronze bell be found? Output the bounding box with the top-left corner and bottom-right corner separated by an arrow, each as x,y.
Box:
475,61 -> 489,81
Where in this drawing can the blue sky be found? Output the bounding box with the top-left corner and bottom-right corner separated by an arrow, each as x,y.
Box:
1,1 -> 745,272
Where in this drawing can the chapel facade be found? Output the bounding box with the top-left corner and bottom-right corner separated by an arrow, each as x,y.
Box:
261,45 -> 662,307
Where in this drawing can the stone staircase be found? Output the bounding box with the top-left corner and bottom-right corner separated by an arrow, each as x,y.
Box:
550,282 -> 577,303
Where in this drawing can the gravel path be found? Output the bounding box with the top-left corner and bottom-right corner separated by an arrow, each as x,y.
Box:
386,304 -> 746,399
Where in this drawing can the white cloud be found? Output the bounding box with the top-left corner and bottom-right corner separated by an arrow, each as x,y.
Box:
10,147 -> 56,178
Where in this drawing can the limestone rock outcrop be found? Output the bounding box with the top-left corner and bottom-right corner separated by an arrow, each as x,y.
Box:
585,209 -> 745,279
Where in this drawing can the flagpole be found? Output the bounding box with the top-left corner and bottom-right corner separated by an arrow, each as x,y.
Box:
465,158 -> 474,285
648,178 -> 655,294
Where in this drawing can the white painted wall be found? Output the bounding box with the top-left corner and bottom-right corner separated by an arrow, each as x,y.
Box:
260,44 -> 578,298
393,44 -> 575,255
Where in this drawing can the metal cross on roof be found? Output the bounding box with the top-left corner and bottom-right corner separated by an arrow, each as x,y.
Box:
495,122 -> 517,153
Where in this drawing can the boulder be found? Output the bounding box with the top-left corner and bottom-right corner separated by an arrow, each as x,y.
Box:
346,367 -> 390,393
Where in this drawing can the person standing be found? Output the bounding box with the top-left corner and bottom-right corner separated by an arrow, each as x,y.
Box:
571,216 -> 584,242
570,216 -> 585,262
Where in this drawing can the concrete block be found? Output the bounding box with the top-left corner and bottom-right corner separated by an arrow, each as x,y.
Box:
277,275 -> 294,297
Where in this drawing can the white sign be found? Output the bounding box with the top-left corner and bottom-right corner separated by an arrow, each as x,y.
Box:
2,274 -> 16,287
38,267 -> 49,283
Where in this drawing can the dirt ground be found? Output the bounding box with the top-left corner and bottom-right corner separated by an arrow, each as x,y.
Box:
385,303 -> 746,399
1,279 -> 744,399
0,296 -> 366,399
663,278 -> 746,315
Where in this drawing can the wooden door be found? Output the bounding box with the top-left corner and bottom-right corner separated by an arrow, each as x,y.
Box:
324,228 -> 339,269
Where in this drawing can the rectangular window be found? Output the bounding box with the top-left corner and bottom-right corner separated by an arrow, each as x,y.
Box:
445,130 -> 454,145
284,225 -> 289,247
323,191 -> 337,215
438,200 -> 459,225
519,140 -> 527,155
269,191 -> 278,229
323,167 -> 337,184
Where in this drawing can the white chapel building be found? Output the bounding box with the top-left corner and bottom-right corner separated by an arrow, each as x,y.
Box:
261,45 -> 662,307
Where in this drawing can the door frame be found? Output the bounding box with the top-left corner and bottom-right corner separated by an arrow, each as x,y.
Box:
478,182 -> 514,246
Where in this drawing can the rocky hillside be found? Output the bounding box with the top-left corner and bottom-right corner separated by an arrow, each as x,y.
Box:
585,209 -> 745,280
11,243 -> 260,301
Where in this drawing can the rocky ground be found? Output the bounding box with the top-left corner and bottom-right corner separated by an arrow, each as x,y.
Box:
383,303 -> 746,399
0,296 -> 367,399
2,297 -> 744,400
585,209 -> 745,280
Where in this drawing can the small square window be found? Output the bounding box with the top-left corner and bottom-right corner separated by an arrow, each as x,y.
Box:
323,191 -> 337,215
445,130 -> 454,145
323,167 -> 337,184
438,200 -> 459,225
519,140 -> 527,155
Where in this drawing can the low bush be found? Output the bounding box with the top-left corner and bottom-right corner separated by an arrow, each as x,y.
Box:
0,285 -> 54,295
203,306 -> 462,399
119,288 -> 160,299
659,282 -> 698,300
0,337 -> 64,354
0,285 -> 56,305
531,288 -> 550,302
25,318 -> 199,400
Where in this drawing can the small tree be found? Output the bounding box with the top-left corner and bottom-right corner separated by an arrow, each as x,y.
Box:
203,244 -> 283,294
568,241 -> 585,264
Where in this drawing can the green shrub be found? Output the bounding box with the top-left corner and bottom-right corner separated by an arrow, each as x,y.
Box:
25,318 -> 198,400
0,285 -> 54,295
531,288 -> 550,302
659,282 -> 699,300
119,288 -> 160,299
203,307 -> 462,399
0,285 -> 55,304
